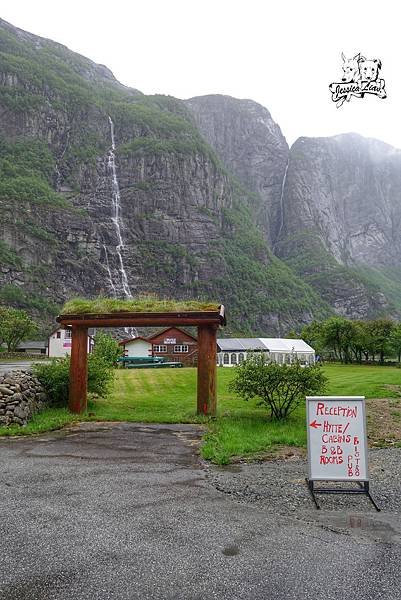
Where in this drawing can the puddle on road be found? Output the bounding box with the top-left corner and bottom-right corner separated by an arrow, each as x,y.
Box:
320,514 -> 401,543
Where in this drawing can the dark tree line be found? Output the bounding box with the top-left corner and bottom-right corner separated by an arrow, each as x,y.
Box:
301,317 -> 401,364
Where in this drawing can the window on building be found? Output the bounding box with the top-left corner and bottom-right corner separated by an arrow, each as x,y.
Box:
174,345 -> 189,353
231,353 -> 237,365
153,345 -> 167,353
64,330 -> 72,339
56,331 -> 61,339
238,352 -> 245,363
223,353 -> 229,365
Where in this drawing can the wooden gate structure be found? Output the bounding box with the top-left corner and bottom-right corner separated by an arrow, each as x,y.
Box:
56,306 -> 226,416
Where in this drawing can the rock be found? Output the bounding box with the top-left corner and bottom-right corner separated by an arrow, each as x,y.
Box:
0,371 -> 47,427
0,385 -> 13,396
13,406 -> 28,420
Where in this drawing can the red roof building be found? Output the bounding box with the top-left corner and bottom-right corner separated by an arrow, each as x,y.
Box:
147,327 -> 198,366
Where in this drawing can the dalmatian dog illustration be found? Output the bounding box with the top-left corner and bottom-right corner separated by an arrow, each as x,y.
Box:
341,52 -> 363,82
359,58 -> 382,82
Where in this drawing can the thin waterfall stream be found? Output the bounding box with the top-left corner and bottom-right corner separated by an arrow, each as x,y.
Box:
107,115 -> 132,299
274,159 -> 289,250
106,116 -> 137,338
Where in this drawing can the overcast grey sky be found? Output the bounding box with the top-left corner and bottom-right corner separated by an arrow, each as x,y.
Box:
2,0 -> 400,148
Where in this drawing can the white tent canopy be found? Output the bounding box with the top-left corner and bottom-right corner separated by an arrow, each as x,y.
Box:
217,338 -> 315,367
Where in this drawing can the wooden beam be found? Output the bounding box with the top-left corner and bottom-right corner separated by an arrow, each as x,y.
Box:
69,325 -> 88,414
56,307 -> 226,329
197,324 -> 217,416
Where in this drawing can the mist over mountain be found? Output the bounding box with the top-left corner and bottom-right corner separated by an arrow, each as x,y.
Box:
0,18 -> 399,335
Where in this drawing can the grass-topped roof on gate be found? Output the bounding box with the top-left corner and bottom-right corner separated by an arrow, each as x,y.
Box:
61,297 -> 220,315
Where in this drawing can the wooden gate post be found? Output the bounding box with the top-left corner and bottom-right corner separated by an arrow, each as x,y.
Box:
197,324 -> 217,415
69,325 -> 88,414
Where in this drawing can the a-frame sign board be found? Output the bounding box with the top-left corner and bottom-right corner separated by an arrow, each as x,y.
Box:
306,396 -> 380,511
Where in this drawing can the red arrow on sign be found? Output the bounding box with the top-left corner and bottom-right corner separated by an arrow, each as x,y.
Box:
309,420 -> 322,429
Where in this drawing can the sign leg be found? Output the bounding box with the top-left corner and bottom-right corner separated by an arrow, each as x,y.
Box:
364,482 -> 381,512
305,478 -> 321,510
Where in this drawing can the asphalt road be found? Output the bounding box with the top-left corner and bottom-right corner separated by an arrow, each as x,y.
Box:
0,422 -> 400,600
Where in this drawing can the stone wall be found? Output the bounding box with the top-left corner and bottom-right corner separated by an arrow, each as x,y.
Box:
0,370 -> 47,426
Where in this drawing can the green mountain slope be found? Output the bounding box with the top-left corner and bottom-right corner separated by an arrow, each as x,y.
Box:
0,18 -> 331,335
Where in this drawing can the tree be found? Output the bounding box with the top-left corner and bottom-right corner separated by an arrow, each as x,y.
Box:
348,321 -> 370,363
320,317 -> 356,363
92,331 -> 122,367
365,319 -> 394,364
0,307 -> 38,351
389,324 -> 401,363
229,353 -> 327,420
300,321 -> 325,354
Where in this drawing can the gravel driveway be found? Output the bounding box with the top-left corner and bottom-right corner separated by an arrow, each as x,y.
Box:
206,448 -> 401,536
0,423 -> 400,600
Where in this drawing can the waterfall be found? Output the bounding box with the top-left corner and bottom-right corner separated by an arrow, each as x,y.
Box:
274,159 -> 289,250
103,244 -> 117,298
107,116 -> 132,299
106,117 -> 137,338
54,130 -> 70,191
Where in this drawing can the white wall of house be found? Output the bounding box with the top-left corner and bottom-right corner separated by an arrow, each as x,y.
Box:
48,328 -> 91,357
122,339 -> 152,357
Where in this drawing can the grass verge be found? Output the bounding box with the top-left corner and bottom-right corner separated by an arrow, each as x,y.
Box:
0,364 -> 400,463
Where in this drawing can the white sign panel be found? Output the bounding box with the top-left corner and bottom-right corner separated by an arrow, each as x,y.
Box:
164,338 -> 176,344
306,396 -> 368,482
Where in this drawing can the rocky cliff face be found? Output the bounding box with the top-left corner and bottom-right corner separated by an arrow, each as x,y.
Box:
185,96 -> 401,320
0,18 -> 328,335
281,134 -> 401,267
1,18 -> 400,334
275,134 -> 401,317
185,95 -> 289,245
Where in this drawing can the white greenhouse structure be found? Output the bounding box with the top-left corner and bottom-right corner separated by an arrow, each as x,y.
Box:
217,338 -> 315,367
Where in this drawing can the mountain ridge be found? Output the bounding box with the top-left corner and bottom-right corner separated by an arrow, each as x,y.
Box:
0,18 -> 399,336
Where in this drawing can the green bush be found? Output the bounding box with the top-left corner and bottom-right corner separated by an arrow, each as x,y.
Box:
33,358 -> 70,406
34,354 -> 115,407
92,332 -> 122,367
230,354 -> 327,420
87,354 -> 115,395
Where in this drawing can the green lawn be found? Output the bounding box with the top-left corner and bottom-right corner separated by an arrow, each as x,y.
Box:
1,364 -> 400,463
323,363 -> 401,398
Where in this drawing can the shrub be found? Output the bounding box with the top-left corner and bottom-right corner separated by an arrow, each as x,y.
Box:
92,332 -> 122,367
230,354 -> 327,420
34,354 -> 115,407
87,354 -> 115,395
33,358 -> 70,406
